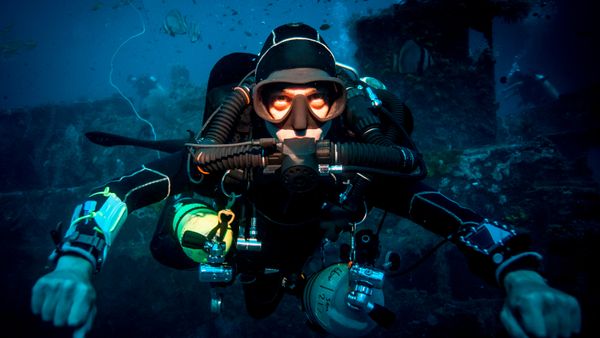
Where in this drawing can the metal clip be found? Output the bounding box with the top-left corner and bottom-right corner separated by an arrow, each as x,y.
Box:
339,179 -> 353,204
221,170 -> 242,200
217,209 -> 235,227
364,86 -> 382,107
236,206 -> 262,252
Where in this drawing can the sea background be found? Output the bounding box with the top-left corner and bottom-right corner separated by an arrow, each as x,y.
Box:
1,0 -> 598,337
2,0 -> 596,112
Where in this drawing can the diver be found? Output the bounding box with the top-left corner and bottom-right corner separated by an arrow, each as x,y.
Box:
31,23 -> 581,338
127,73 -> 165,98
500,62 -> 560,108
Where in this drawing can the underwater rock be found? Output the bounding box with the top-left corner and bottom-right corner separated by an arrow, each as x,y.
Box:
0,90 -> 202,193
170,64 -> 191,89
352,0 -> 498,151
498,84 -> 600,144
422,137 -> 600,336
425,136 -> 600,252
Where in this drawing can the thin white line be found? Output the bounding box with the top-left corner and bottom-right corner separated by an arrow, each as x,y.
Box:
115,165 -> 171,203
256,37 -> 336,77
91,167 -> 149,191
409,191 -> 463,225
124,177 -> 169,203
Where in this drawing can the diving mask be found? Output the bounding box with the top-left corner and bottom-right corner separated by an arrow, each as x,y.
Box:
252,68 -> 347,127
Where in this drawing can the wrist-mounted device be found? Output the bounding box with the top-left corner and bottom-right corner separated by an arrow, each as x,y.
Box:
409,191 -> 543,286
454,219 -> 543,286
49,188 -> 127,272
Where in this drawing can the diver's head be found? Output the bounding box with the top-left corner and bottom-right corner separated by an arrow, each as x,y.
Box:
253,23 -> 346,141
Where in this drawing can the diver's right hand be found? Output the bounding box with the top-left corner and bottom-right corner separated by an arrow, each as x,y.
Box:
31,255 -> 97,336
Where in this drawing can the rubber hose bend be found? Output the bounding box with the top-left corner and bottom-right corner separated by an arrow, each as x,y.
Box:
203,87 -> 250,143
374,89 -> 412,134
336,142 -> 416,172
362,127 -> 394,146
195,144 -> 263,172
193,141 -> 425,178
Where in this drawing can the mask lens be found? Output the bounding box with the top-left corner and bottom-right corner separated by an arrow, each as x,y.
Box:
268,94 -> 293,120
306,92 -> 330,120
260,82 -> 337,123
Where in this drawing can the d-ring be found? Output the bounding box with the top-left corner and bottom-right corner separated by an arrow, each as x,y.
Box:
220,170 -> 242,199
353,201 -> 369,226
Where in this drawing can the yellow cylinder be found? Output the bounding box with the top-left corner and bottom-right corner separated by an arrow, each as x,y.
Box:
172,202 -> 233,263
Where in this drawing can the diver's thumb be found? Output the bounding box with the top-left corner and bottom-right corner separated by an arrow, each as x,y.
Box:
72,305 -> 96,338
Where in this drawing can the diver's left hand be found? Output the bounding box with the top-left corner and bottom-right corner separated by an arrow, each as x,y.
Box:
501,270 -> 581,338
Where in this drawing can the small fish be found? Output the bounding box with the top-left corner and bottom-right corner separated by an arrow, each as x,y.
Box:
208,44 -> 212,50
162,9 -> 187,36
393,39 -> 434,75
319,23 -> 331,30
244,31 -> 252,37
91,2 -> 104,11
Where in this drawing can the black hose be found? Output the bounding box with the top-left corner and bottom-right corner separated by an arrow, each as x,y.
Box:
362,127 -> 394,146
202,87 -> 250,143
383,113 -> 400,144
193,141 -> 425,178
195,144 -> 263,172
374,88 -> 413,136
336,165 -> 425,178
374,89 -> 426,177
336,142 -> 417,172
345,94 -> 393,146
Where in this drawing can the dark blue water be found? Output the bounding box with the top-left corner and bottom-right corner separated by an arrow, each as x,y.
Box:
1,1 -> 598,337
0,0 -> 398,110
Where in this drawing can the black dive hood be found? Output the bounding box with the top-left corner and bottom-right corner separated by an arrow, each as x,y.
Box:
252,23 -> 347,129
254,22 -> 337,83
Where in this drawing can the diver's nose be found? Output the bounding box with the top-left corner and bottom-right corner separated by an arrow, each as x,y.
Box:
290,95 -> 309,130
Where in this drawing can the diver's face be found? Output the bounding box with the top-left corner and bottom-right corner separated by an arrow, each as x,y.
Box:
265,86 -> 331,141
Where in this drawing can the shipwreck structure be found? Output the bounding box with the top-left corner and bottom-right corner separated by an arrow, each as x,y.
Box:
351,0 -> 534,151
